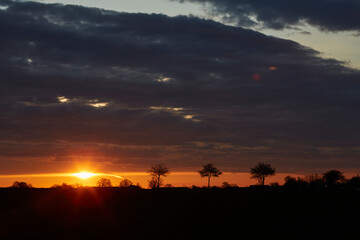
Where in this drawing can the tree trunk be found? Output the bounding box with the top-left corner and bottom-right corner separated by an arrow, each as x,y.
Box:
208,176 -> 211,188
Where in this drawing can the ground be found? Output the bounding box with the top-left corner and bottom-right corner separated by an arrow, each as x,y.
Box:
0,187 -> 359,239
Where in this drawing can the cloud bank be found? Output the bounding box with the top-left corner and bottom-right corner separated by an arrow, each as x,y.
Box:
1,0 -> 360,173
173,0 -> 360,32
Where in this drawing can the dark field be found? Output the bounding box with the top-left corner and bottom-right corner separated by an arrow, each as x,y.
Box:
1,187 -> 360,239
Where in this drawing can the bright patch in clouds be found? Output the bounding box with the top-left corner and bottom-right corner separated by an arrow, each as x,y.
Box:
183,115 -> 194,119
89,101 -> 108,108
150,106 -> 200,121
57,96 -> 69,103
57,96 -> 108,107
150,106 -> 183,112
156,76 -> 171,82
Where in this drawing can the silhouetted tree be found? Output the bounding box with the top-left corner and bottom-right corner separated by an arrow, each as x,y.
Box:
148,177 -> 159,189
283,176 -> 307,189
96,178 -> 112,187
349,175 -> 360,188
250,162 -> 275,185
198,163 -> 222,188
305,174 -> 325,189
148,164 -> 170,188
11,181 -> 32,188
323,170 -> 345,188
284,176 -> 297,188
119,178 -> 133,188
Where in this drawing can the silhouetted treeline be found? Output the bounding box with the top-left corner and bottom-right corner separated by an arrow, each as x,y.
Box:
7,166 -> 360,191
283,170 -> 360,190
1,187 -> 360,239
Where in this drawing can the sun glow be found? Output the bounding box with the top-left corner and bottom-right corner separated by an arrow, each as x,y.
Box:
72,172 -> 97,179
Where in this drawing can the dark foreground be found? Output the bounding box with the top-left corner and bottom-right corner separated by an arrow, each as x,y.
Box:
1,187 -> 360,240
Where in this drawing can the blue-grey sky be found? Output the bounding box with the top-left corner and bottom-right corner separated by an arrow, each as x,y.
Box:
39,0 -> 204,16
35,0 -> 360,68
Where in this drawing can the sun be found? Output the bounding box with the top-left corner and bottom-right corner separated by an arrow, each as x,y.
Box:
72,172 -> 97,179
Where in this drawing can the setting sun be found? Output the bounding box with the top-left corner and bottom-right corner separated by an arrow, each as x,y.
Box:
72,172 -> 97,179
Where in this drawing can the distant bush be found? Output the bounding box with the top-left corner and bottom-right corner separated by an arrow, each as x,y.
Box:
51,183 -> 76,190
96,178 -> 112,187
11,181 -> 32,188
119,179 -> 133,188
222,182 -> 238,188
269,182 -> 280,188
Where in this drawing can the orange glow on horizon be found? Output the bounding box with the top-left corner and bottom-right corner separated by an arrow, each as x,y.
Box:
0,171 -> 123,187
0,171 -> 357,188
72,172 -> 97,179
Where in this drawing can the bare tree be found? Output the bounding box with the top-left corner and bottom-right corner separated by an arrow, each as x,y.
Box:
198,163 -> 222,188
148,177 -> 159,189
148,164 -> 170,188
119,178 -> 133,188
250,162 -> 275,185
96,178 -> 112,187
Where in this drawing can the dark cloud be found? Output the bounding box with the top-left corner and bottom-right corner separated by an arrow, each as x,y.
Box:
0,0 -> 360,173
173,0 -> 360,32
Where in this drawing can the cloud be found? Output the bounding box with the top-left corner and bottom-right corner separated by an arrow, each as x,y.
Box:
172,0 -> 360,32
1,0 -> 360,173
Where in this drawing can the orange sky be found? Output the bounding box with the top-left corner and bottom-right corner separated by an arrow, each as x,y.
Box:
1,161 -> 358,188
0,171 -> 314,188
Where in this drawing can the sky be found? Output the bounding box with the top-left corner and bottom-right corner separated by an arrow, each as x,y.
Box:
37,0 -> 360,68
1,0 -> 360,187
